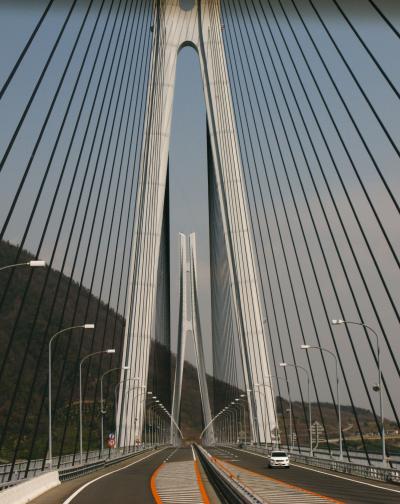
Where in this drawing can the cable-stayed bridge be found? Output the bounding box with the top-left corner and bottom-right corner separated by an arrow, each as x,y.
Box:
0,0 -> 400,502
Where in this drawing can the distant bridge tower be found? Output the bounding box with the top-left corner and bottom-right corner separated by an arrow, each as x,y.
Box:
171,233 -> 214,446
117,0 -> 276,446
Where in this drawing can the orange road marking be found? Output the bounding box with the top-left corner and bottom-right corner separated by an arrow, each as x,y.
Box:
150,461 -> 164,504
194,459 -> 211,504
216,457 -> 344,504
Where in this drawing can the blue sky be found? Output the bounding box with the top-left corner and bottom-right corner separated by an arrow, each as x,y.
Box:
1,0 -> 400,419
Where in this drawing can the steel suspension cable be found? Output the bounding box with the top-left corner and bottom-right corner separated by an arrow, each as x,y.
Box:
0,0 -> 79,173
368,0 -> 400,38
0,0 -> 120,468
85,1 -> 152,455
248,0 -> 400,430
0,0 -> 55,100
230,0 -> 380,458
233,0 -> 386,452
223,0 -> 306,450
209,1 -> 275,443
265,0 -> 400,422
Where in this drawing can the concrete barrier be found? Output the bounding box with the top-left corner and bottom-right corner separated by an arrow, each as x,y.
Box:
0,471 -> 60,504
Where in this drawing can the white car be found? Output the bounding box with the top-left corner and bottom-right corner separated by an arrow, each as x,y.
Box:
268,450 -> 290,468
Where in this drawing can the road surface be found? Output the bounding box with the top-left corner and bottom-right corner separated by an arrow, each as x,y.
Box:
209,446 -> 400,504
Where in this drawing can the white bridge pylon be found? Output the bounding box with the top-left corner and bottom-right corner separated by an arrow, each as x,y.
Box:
171,233 -> 214,445
116,0 -> 276,447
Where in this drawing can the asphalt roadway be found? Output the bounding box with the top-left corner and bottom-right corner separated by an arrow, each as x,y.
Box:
67,449 -> 172,504
33,447 -> 173,504
209,446 -> 400,504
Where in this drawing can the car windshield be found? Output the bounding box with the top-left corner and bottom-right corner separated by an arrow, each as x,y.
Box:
271,452 -> 287,457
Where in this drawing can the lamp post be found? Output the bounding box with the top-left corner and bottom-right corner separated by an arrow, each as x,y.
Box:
0,260 -> 46,272
286,408 -> 293,451
157,404 -> 183,442
80,349 -> 115,465
253,385 -> 275,447
155,403 -> 171,445
144,392 -> 152,447
113,377 -> 141,448
136,392 -> 153,448
48,323 -> 95,471
238,394 -> 248,444
301,344 -> 342,461
217,408 -> 230,443
200,407 -> 225,441
146,403 -> 154,446
230,402 -> 239,442
218,410 -> 227,443
246,388 -> 259,444
147,402 -> 160,446
223,408 -> 230,443
100,366 -> 130,453
224,409 -> 234,444
257,373 -> 292,449
268,374 -> 291,450
124,385 -> 146,450
233,399 -> 245,443
332,319 -> 386,465
280,362 -> 312,456
114,377 -> 141,407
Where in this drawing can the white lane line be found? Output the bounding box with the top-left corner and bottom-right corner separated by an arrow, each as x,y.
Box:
164,447 -> 179,463
63,448 -> 168,503
231,447 -> 400,495
191,444 -> 196,460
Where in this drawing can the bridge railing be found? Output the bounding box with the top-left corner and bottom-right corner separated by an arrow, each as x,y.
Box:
237,444 -> 400,484
0,443 -> 155,484
218,439 -> 400,468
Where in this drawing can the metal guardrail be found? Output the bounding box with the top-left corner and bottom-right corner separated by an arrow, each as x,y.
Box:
0,444 -> 165,490
59,446 -> 159,482
196,445 -> 263,504
238,444 -> 400,485
0,446 -> 162,493
277,443 -> 400,468
0,444 -> 156,484
59,459 -> 107,482
0,479 -> 24,491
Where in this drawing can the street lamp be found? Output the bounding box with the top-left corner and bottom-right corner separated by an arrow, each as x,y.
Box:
264,374 -> 293,449
114,377 -> 141,406
237,395 -> 248,444
332,318 -> 386,465
124,385 -> 145,449
200,408 -> 224,440
254,383 -> 277,447
280,362 -> 312,456
48,323 -> 95,471
221,407 -> 234,444
0,260 -> 46,272
286,408 -> 293,451
100,366 -> 130,452
80,349 -> 115,465
230,401 -> 239,443
301,344 -> 343,461
246,388 -> 259,444
113,377 -> 141,447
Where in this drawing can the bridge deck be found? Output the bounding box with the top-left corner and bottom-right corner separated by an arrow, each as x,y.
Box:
215,456 -> 341,503
31,448 -> 172,504
210,447 -> 400,504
